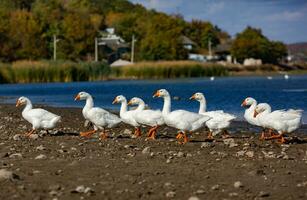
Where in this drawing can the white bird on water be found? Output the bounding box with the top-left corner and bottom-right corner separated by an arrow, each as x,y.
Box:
284,74 -> 289,80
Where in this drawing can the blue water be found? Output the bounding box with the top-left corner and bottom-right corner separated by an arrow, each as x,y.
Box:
0,75 -> 306,123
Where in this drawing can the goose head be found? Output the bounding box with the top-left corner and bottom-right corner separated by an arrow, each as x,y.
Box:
189,92 -> 204,102
254,103 -> 271,117
153,89 -> 169,98
16,96 -> 29,107
75,91 -> 90,101
112,95 -> 126,104
127,97 -> 143,106
241,97 -> 256,107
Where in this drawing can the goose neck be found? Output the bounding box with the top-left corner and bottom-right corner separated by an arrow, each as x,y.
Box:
162,96 -> 171,115
198,98 -> 207,113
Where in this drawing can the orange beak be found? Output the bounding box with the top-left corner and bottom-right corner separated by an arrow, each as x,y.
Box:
16,100 -> 22,107
189,94 -> 196,100
241,100 -> 247,107
153,91 -> 160,98
74,94 -> 80,101
112,98 -> 118,104
127,100 -> 133,106
253,110 -> 259,118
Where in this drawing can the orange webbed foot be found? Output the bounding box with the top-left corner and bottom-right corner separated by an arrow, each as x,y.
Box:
80,130 -> 96,138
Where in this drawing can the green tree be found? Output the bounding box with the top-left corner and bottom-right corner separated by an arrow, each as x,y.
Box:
185,20 -> 220,50
231,26 -> 287,63
139,14 -> 188,60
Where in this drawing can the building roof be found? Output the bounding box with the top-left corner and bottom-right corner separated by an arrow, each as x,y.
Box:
181,36 -> 196,46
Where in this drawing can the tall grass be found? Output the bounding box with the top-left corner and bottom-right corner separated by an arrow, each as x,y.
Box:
111,61 -> 229,79
0,60 -> 110,83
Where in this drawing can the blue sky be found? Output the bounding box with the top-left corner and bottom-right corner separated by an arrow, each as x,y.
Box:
129,0 -> 307,44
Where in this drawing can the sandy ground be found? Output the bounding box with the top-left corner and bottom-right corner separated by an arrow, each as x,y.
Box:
0,104 -> 307,200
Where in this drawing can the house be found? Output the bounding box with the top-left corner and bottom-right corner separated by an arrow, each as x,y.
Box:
98,28 -> 130,63
181,36 -> 196,50
214,39 -> 233,62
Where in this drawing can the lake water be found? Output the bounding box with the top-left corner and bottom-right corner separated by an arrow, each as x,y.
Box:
0,75 -> 306,123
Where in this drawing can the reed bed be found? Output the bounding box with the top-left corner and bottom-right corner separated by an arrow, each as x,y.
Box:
111,61 -> 229,79
0,60 -> 110,83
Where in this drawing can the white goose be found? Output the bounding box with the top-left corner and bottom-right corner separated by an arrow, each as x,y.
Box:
241,97 -> 270,139
153,89 -> 211,144
112,95 -> 141,137
74,92 -> 121,139
127,97 -> 164,139
16,96 -> 61,137
254,103 -> 303,143
190,92 -> 236,139
241,97 -> 259,126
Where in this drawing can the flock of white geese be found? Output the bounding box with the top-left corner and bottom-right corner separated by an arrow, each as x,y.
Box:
15,89 -> 303,144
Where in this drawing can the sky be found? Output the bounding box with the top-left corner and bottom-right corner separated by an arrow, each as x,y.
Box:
129,0 -> 307,44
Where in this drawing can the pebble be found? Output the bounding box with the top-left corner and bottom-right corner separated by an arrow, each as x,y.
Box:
188,196 -> 199,200
211,184 -> 219,190
35,154 -> 47,160
13,134 -> 22,141
123,129 -> 132,135
245,151 -> 254,158
71,185 -> 94,194
195,189 -> 205,194
142,147 -> 151,154
258,191 -> 270,197
223,138 -> 238,148
229,192 -> 238,197
29,134 -> 39,140
234,181 -> 243,188
166,158 -> 171,164
9,153 -> 23,159
0,169 -> 19,181
165,191 -> 176,198
201,142 -> 214,148
36,145 -> 46,151
164,182 -> 173,188
236,151 -> 245,157
177,152 -> 184,157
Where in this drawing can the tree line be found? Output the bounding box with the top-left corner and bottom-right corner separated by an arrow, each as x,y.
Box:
0,0 -> 286,64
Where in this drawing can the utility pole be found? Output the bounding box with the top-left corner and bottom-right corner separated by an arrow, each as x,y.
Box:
131,34 -> 135,63
95,37 -> 98,62
208,38 -> 212,58
53,35 -> 59,61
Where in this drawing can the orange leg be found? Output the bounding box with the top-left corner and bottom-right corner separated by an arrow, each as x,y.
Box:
134,127 -> 142,137
100,132 -> 108,140
176,132 -> 184,144
265,133 -> 282,140
25,129 -> 35,137
207,131 -> 213,139
147,126 -> 158,140
259,131 -> 265,140
182,132 -> 189,144
80,130 -> 96,138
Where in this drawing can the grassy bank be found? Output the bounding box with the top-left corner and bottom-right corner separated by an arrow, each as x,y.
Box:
1,60 -> 305,84
111,61 -> 229,79
0,61 -> 110,83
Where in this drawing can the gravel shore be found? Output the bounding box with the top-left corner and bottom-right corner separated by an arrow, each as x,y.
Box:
0,104 -> 307,200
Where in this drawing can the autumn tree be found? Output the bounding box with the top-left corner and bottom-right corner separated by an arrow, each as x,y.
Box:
9,10 -> 46,60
